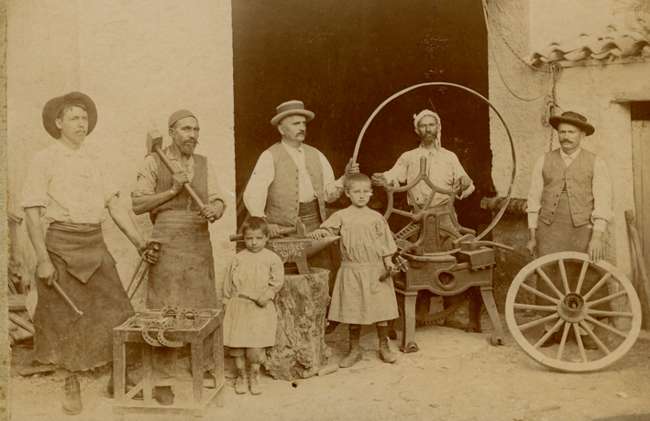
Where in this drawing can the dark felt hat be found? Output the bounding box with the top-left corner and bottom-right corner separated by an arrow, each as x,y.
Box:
549,111 -> 595,136
42,92 -> 97,139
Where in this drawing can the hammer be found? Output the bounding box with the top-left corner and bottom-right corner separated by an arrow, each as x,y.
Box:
146,129 -> 217,223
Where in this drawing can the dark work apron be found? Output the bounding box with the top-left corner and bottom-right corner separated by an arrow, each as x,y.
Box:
536,193 -> 607,307
34,222 -> 133,372
146,211 -> 217,309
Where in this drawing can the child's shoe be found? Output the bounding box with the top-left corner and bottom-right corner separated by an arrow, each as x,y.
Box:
339,325 -> 363,368
234,369 -> 247,394
249,364 -> 262,395
377,325 -> 397,364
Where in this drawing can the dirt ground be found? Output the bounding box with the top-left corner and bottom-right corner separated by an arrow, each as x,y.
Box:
8,317 -> 650,421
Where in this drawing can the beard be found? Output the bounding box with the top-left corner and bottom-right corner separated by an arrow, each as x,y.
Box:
420,132 -> 439,147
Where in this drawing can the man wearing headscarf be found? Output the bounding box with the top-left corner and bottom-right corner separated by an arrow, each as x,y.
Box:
372,109 -> 477,330
372,109 -> 475,237
22,92 -> 157,415
131,109 -> 227,403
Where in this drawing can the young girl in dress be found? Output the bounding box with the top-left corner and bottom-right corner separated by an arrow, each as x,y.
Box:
223,217 -> 284,395
311,173 -> 399,368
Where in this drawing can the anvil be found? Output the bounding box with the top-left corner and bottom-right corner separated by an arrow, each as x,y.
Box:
230,222 -> 339,275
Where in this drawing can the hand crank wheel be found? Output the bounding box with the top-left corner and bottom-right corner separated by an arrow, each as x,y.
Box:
505,252 -> 641,372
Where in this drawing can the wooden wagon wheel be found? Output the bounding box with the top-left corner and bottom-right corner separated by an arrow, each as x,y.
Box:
505,251 -> 642,372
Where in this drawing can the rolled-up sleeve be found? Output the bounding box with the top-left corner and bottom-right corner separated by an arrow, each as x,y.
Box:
383,152 -> 409,186
132,155 -> 158,197
21,153 -> 49,209
207,161 -> 229,204
591,156 -> 612,232
319,151 -> 344,202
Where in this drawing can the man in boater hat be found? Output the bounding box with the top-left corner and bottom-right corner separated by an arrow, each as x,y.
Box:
131,109 -> 227,403
526,110 -> 612,348
21,92 -> 157,415
243,100 -> 358,237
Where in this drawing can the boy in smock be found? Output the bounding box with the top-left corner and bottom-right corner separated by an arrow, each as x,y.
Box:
311,173 -> 399,367
223,217 -> 284,395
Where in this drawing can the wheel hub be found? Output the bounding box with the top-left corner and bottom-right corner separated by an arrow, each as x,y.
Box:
558,292 -> 586,322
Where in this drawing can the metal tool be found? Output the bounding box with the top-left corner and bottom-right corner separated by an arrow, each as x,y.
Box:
126,241 -> 161,300
146,129 -> 217,223
52,279 -> 83,316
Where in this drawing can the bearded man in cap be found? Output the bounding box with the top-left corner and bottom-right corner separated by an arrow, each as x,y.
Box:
243,100 -> 358,237
131,109 -> 227,403
526,111 -> 612,348
372,109 -> 478,331
22,92 -> 157,415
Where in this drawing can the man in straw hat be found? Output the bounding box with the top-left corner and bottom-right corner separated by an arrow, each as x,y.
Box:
21,92 -> 157,415
526,110 -> 612,348
372,109 -> 478,330
131,109 -> 227,403
243,99 -> 358,237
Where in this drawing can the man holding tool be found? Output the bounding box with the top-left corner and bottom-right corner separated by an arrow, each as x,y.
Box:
22,92 -> 157,415
131,109 -> 227,403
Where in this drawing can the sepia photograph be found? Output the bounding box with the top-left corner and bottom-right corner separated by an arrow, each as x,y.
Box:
1,0 -> 650,420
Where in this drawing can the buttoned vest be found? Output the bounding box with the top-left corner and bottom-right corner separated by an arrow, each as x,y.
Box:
539,149 -> 595,227
265,142 -> 324,226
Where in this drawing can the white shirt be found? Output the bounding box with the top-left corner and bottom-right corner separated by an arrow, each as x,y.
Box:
243,140 -> 344,218
527,148 -> 612,232
382,145 -> 474,207
21,141 -> 118,224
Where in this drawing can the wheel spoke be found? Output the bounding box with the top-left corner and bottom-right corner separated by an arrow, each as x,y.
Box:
579,321 -> 611,355
586,290 -> 627,308
518,313 -> 559,331
513,303 -> 557,312
558,259 -> 570,294
583,273 -> 612,301
584,315 -> 627,339
535,267 -> 564,299
556,322 -> 571,360
573,323 -> 588,362
534,318 -> 564,348
520,283 -> 561,305
587,309 -> 634,318
574,260 -> 589,294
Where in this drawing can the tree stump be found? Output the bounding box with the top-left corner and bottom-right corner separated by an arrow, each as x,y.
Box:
264,267 -> 331,380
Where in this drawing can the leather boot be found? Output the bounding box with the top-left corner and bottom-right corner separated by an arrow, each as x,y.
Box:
234,368 -> 248,394
248,363 -> 262,395
339,325 -> 363,368
62,374 -> 82,415
376,325 -> 397,364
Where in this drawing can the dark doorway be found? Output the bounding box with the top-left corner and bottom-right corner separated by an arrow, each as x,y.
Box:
233,0 -> 493,229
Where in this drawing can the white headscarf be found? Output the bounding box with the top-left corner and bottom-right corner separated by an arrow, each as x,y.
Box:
413,109 -> 441,148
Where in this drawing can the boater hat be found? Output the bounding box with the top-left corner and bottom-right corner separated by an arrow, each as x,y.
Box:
549,111 -> 595,136
270,100 -> 315,126
42,91 -> 98,139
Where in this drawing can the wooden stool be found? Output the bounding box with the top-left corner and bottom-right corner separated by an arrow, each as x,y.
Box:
112,309 -> 224,420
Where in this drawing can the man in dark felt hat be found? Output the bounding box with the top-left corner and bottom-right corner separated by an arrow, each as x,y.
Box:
21,92 -> 158,415
526,110 -> 612,348
131,109 -> 227,402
